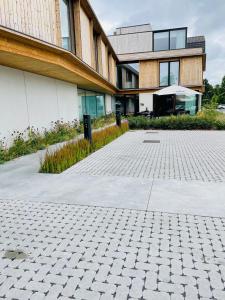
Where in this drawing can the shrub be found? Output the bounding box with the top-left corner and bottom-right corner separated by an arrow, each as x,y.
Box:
0,115 -> 116,164
128,111 -> 225,130
40,122 -> 129,174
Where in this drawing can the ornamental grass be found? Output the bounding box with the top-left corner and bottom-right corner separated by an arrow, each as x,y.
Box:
40,122 -> 129,174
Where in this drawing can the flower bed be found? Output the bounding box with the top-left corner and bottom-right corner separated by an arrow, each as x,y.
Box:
0,114 -> 116,164
40,122 -> 129,174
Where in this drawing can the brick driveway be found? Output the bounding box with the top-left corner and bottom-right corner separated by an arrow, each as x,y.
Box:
1,130 -> 225,299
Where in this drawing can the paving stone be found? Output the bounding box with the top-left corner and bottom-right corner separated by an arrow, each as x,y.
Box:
73,288 -> 100,300
143,290 -> 170,300
6,288 -> 33,300
1,199 -> 225,300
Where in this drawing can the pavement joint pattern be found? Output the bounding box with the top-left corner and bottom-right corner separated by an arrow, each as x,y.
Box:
66,131 -> 225,182
1,199 -> 225,300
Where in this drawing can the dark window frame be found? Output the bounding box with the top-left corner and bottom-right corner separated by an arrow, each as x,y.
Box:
153,27 -> 187,52
159,60 -> 180,87
93,31 -> 99,72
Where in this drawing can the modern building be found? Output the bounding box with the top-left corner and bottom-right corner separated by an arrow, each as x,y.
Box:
0,1 -> 206,145
0,0 -> 118,144
109,24 -> 206,116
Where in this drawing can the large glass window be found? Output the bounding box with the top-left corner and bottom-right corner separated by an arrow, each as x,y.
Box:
170,29 -> 186,49
170,61 -> 179,85
176,95 -> 198,115
60,0 -> 72,51
153,28 -> 187,51
78,89 -> 105,119
160,61 -> 179,86
160,62 -> 169,87
154,31 -> 169,51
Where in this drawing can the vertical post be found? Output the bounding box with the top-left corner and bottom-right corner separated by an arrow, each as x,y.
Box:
116,103 -> 121,127
83,115 -> 92,143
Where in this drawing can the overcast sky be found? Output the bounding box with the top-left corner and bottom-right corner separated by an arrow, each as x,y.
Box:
89,0 -> 225,86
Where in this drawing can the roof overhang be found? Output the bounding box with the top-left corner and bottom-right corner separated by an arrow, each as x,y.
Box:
117,47 -> 205,63
0,26 -> 117,95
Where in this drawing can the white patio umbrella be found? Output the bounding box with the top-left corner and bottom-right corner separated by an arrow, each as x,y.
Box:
153,85 -> 202,96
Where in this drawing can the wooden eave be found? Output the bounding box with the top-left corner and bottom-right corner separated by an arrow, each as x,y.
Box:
0,26 -> 118,95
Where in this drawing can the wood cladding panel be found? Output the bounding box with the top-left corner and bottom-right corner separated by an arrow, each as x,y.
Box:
108,54 -> 116,85
180,56 -> 203,86
140,60 -> 159,88
80,6 -> 92,66
0,0 -> 59,45
101,39 -> 108,79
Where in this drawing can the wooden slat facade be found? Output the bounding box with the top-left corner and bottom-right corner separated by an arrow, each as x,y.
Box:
0,0 -> 118,87
0,0 -> 58,45
139,56 -> 204,91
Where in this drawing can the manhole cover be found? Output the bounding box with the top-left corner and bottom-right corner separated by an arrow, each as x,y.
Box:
3,250 -> 28,260
146,131 -> 159,134
143,140 -> 160,143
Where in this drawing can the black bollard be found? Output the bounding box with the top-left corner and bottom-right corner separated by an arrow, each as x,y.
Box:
83,114 -> 92,143
116,103 -> 121,127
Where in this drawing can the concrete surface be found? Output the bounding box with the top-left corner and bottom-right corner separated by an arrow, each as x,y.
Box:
1,130 -> 225,299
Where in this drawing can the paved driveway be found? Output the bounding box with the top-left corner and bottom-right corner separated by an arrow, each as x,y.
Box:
0,130 -> 225,299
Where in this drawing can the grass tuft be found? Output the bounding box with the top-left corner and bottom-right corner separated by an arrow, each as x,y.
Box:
40,122 -> 129,174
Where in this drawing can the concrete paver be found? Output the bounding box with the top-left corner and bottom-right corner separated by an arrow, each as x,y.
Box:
0,199 -> 225,300
1,130 -> 225,299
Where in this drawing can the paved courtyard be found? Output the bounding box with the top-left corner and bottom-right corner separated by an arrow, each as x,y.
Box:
0,130 -> 225,299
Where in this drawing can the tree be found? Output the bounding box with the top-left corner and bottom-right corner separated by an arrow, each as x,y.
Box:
218,76 -> 225,104
202,79 -> 214,104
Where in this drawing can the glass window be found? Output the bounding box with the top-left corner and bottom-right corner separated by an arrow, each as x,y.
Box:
126,71 -> 132,82
170,61 -> 179,85
160,62 -> 169,86
78,90 -> 105,120
176,95 -> 198,115
160,61 -> 179,86
86,91 -> 97,119
96,95 -> 105,117
60,0 -> 71,50
154,31 -> 169,51
170,29 -> 186,49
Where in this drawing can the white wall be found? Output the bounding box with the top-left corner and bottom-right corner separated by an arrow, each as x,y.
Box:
0,65 -> 79,146
139,93 -> 153,112
105,95 -> 112,114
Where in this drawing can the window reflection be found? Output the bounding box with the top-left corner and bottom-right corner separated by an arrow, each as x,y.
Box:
160,62 -> 169,86
60,0 -> 71,50
154,29 -> 187,51
160,61 -> 179,86
78,89 -> 105,119
170,30 -> 186,49
170,61 -> 179,85
154,31 -> 169,51
176,95 -> 198,116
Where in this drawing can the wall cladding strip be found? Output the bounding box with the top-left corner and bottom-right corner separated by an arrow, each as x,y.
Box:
0,0 -> 58,45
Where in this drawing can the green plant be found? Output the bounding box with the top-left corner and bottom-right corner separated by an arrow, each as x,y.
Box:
128,111 -> 225,131
0,115 -> 118,165
40,122 -> 129,174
